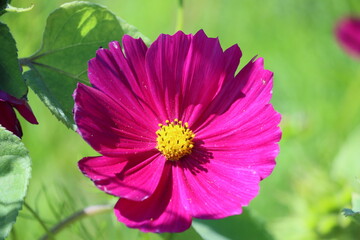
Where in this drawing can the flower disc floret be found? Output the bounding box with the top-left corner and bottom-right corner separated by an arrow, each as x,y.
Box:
156,119 -> 195,161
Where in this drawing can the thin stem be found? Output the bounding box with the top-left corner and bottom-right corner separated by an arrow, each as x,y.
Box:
175,0 -> 184,31
23,202 -> 52,238
39,204 -> 113,240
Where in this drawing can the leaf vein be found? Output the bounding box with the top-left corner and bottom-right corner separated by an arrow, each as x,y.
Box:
30,41 -> 106,61
31,61 -> 88,84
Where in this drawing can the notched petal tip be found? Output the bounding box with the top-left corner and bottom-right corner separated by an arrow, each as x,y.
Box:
122,34 -> 141,43
194,29 -> 217,40
248,56 -> 274,80
224,44 -> 242,58
72,82 -> 89,104
109,40 -> 121,50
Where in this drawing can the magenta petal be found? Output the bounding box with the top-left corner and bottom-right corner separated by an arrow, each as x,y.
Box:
114,163 -> 192,233
0,90 -> 38,124
0,90 -> 38,137
73,83 -> 156,156
79,151 -> 164,201
194,57 -> 279,142
122,36 -> 148,80
145,30 -> 234,121
335,16 -> 360,59
121,36 -> 152,100
13,102 -> 38,124
88,41 -> 161,123
197,103 -> 280,180
191,58 -> 280,179
176,153 -> 260,219
194,57 -> 274,132
180,30 -> 233,123
145,31 -> 192,120
222,44 -> 242,82
88,42 -> 138,100
0,101 -> 22,137
201,103 -> 281,144
204,130 -> 279,181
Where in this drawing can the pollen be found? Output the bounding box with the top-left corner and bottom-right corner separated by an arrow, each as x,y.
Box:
156,119 -> 195,161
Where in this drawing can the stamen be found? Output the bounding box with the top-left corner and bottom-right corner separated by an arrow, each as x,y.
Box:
156,119 -> 195,161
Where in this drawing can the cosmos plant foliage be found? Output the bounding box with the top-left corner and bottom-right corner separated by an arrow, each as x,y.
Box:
0,1 -> 286,239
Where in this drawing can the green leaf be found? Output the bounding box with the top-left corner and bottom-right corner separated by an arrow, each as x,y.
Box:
1,0 -> 33,15
0,0 -> 7,10
342,192 -> 360,225
192,209 -> 273,240
0,126 -> 31,240
5,4 -> 34,13
117,17 -> 151,46
0,22 -> 28,98
23,1 -> 150,130
342,208 -> 360,225
0,0 -> 9,15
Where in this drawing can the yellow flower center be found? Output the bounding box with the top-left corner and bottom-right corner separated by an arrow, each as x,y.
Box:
156,119 -> 195,161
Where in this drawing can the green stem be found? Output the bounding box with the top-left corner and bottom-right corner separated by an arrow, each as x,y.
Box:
39,204 -> 113,240
175,0 -> 184,31
23,202 -> 53,238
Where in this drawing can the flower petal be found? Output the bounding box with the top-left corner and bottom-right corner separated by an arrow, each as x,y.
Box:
79,151 -> 164,201
190,57 -> 281,179
201,104 -> 281,145
144,31 -> 191,120
13,101 -> 38,125
121,36 -> 157,106
145,30 -> 234,122
0,90 -> 38,137
114,163 -> 192,232
175,151 -> 260,219
73,83 -> 156,156
0,90 -> 38,125
88,41 -> 161,124
205,133 -> 279,180
0,101 -> 22,137
198,104 -> 280,179
335,16 -> 360,58
180,30 -> 230,123
193,57 -> 274,132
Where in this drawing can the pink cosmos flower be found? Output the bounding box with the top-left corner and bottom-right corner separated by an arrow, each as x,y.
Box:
335,16 -> 360,59
0,90 -> 38,138
74,30 -> 281,233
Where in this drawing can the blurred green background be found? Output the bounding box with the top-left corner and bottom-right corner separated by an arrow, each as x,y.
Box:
2,0 -> 360,239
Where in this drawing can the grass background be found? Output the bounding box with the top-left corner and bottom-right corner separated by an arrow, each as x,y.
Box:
2,0 -> 360,239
